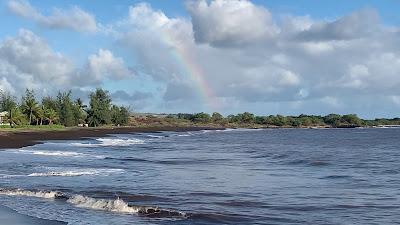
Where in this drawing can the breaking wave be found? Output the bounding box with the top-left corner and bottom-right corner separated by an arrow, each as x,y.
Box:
146,135 -> 165,138
10,149 -> 105,159
71,138 -> 145,147
0,188 -> 187,218
13,150 -> 84,157
68,195 -> 187,218
0,188 -> 63,199
27,168 -> 124,177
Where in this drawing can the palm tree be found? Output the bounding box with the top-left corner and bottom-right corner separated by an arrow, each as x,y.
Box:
6,107 -> 26,127
21,89 -> 38,125
0,92 -> 17,127
35,106 -> 45,125
45,108 -> 58,125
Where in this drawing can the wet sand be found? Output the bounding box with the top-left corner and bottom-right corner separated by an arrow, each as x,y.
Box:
0,126 -> 222,149
0,205 -> 66,225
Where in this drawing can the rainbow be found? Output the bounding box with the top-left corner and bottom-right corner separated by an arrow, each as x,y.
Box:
162,32 -> 218,111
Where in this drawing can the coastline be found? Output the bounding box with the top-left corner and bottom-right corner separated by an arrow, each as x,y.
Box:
0,126 -> 223,149
0,205 -> 66,225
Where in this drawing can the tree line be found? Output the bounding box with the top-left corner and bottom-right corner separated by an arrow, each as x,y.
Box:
171,112 -> 400,127
0,88 -> 129,127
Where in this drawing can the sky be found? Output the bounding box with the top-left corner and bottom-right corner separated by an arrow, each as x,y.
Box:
0,0 -> 400,118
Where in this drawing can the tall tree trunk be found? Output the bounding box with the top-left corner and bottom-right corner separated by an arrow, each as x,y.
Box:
29,110 -> 32,125
9,110 -> 12,128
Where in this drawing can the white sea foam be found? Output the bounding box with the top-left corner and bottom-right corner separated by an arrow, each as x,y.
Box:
67,195 -> 139,214
218,128 -> 235,132
0,188 -> 187,218
14,150 -> 84,157
67,195 -> 186,217
0,189 -> 61,199
10,149 -> 105,159
147,134 -> 164,138
28,168 -> 124,177
0,174 -> 24,178
71,138 -> 145,147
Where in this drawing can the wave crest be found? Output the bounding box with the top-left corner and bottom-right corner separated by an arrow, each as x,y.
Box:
13,150 -> 84,157
71,138 -> 145,147
28,168 -> 124,177
0,188 -> 64,199
67,195 -> 138,213
0,188 -> 187,218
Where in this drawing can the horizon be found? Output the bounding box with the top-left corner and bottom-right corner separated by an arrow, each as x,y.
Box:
1,0 -> 400,119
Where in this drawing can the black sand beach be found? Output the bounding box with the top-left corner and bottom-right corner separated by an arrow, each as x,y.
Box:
0,126 -> 222,149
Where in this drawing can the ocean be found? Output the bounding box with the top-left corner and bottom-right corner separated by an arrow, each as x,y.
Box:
0,128 -> 399,224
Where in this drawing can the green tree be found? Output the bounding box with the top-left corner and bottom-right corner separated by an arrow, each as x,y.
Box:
73,98 -> 87,124
300,117 -> 312,127
56,91 -> 75,127
227,114 -> 238,123
6,107 -> 26,126
87,88 -> 112,127
323,114 -> 342,127
35,106 -> 45,125
255,116 -> 265,124
192,112 -> 211,123
21,89 -> 38,125
0,92 -> 17,127
45,108 -> 58,125
211,112 -> 224,123
42,96 -> 58,111
111,105 -> 129,126
341,114 -> 363,126
238,112 -> 255,124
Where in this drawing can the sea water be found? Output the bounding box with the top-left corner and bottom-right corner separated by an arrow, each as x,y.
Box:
0,128 -> 399,224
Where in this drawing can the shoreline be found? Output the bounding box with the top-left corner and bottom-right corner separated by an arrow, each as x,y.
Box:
1,125 -> 393,150
0,205 -> 66,225
0,126 -> 223,149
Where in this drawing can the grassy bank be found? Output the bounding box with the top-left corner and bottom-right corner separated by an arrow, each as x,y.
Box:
0,124 -> 67,132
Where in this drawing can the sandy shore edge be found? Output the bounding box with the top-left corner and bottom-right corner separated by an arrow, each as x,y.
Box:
0,126 -> 223,149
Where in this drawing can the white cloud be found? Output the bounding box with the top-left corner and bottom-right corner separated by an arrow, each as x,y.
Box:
127,2 -> 170,29
390,95 -> 400,106
279,70 -> 300,86
85,49 -> 133,83
7,0 -> 97,33
341,64 -> 370,89
3,0 -> 400,117
295,8 -> 380,41
0,29 -> 132,97
110,1 -> 400,116
0,77 -> 15,94
186,0 -> 277,46
0,29 -> 74,92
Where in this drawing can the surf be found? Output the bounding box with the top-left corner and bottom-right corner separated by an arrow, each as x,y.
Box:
0,188 -> 188,219
70,138 -> 145,147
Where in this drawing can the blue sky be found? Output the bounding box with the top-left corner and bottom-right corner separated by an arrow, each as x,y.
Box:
1,0 -> 400,118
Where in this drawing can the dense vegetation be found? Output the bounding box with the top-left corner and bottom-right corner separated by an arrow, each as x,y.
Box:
1,88 -> 399,129
0,88 -> 129,128
163,112 -> 400,128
